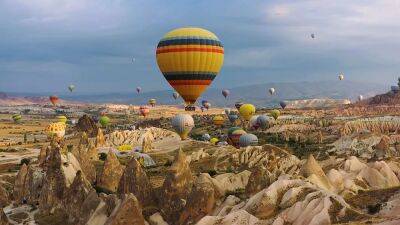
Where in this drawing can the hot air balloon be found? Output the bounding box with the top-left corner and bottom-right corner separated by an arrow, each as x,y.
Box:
224,108 -> 231,116
12,114 -> 22,123
235,102 -> 244,110
173,92 -> 179,100
49,96 -> 59,106
338,74 -> 344,81
391,86 -> 400,93
202,100 -> 211,110
311,33 -> 315,39
171,114 -> 194,140
228,113 -> 239,124
228,128 -> 246,148
56,115 -> 67,124
136,87 -> 141,94
213,115 -> 224,126
270,109 -> 280,120
45,122 -> 66,139
148,99 -> 156,107
139,106 -> 150,117
269,88 -> 275,95
239,104 -> 256,121
279,101 -> 287,109
202,133 -> 211,141
249,115 -> 260,129
99,116 -> 110,127
358,95 -> 363,101
156,27 -> 224,111
210,137 -> 219,145
68,85 -> 75,92
239,133 -> 258,147
257,114 -> 270,129
222,89 -> 230,98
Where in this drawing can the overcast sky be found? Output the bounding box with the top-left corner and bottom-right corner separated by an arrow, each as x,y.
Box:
1,0 -> 400,94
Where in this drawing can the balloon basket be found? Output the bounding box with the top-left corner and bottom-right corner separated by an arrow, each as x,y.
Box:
185,105 -> 196,111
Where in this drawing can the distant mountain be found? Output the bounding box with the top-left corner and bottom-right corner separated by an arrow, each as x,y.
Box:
1,81 -> 388,107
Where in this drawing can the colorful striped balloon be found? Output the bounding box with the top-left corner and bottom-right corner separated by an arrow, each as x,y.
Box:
156,27 -> 224,106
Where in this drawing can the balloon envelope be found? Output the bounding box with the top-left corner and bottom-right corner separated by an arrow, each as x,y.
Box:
239,133 -> 258,147
235,102 -> 244,110
68,85 -> 75,92
257,115 -> 270,129
173,92 -> 179,100
49,96 -> 59,106
136,87 -> 141,94
156,27 -> 224,106
222,89 -> 230,98
269,88 -> 275,95
339,74 -> 344,80
239,104 -> 256,121
171,114 -> 194,140
213,115 -> 224,126
139,106 -> 150,117
12,114 -> 22,123
99,116 -> 110,127
279,101 -> 287,109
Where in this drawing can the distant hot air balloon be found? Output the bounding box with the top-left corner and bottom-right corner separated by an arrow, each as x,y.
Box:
270,109 -> 281,120
279,101 -> 287,109
148,99 -> 156,107
171,114 -> 194,140
68,85 -> 75,92
257,114 -> 270,129
239,104 -> 256,121
249,115 -> 260,129
235,102 -> 244,110
228,127 -> 246,148
210,137 -> 219,145
49,96 -> 59,106
139,106 -> 150,117
339,74 -> 344,81
156,27 -> 224,111
224,108 -> 231,116
358,95 -> 363,101
99,116 -> 110,127
202,100 -> 211,110
202,133 -> 211,141
173,92 -> 179,100
311,33 -> 315,39
56,115 -> 67,124
45,122 -> 66,139
239,133 -> 258,147
228,113 -> 239,124
222,89 -> 230,98
12,114 -> 22,123
269,88 -> 275,95
136,87 -> 142,94
213,115 -> 224,126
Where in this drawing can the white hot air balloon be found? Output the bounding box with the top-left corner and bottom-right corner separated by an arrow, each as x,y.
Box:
338,74 -> 344,81
269,87 -> 275,95
358,95 -> 363,101
171,114 -> 194,140
239,133 -> 258,147
257,114 -> 270,129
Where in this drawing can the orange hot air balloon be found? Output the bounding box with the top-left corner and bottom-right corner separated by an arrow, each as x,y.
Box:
156,27 -> 224,111
49,95 -> 59,106
139,106 -> 150,117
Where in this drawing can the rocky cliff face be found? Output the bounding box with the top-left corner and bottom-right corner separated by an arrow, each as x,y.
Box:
97,150 -> 124,193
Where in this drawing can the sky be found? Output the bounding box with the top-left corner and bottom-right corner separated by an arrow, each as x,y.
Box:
1,0 -> 400,94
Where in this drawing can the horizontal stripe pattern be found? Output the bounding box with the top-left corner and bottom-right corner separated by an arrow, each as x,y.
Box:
157,38 -> 222,48
163,73 -> 216,80
169,80 -> 212,85
156,47 -> 223,54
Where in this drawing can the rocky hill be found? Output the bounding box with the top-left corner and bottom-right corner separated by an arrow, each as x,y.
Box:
363,90 -> 400,105
285,98 -> 351,109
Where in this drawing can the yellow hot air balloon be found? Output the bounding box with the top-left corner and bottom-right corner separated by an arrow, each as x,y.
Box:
56,115 -> 67,124
213,115 -> 224,126
45,122 -> 66,139
239,104 -> 256,121
210,137 -> 219,145
156,27 -> 224,110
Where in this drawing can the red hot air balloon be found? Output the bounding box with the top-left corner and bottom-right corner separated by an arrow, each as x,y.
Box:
49,96 -> 59,106
139,106 -> 150,117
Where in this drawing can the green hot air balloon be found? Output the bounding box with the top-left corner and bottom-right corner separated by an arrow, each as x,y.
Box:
68,85 -> 75,92
99,116 -> 110,127
270,109 -> 280,120
12,114 -> 22,123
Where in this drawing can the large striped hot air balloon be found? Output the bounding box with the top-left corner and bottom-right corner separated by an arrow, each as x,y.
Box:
156,27 -> 224,111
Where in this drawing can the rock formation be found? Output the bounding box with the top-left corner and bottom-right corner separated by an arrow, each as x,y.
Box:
96,128 -> 106,147
97,150 -> 124,193
245,165 -> 271,196
160,149 -> 194,223
0,186 -> 9,208
104,194 -> 145,225
13,163 -> 28,204
0,208 -> 8,225
77,115 -> 98,137
117,158 -> 154,207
